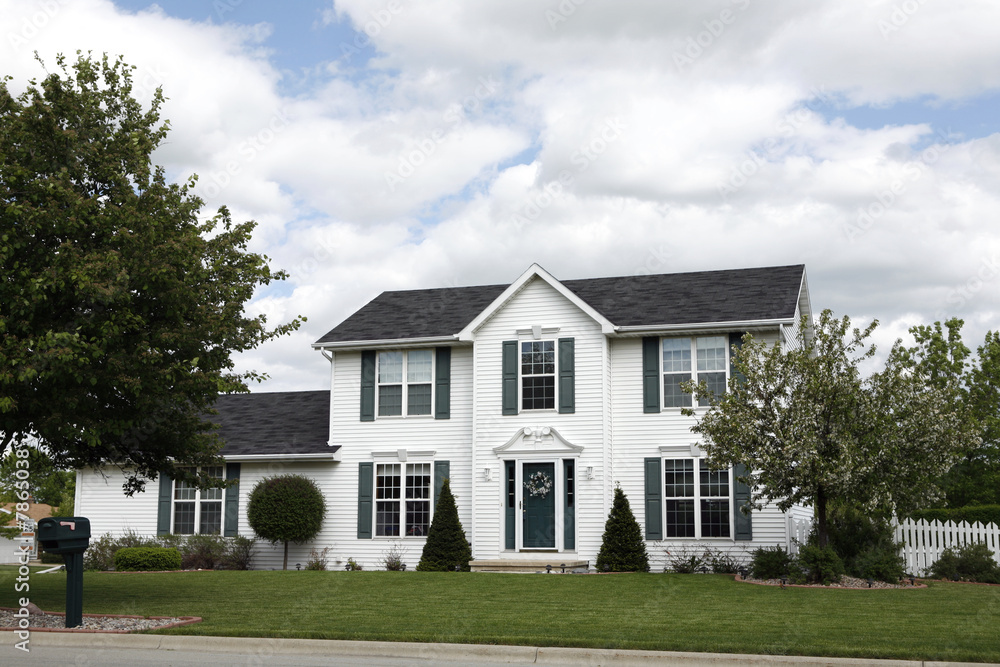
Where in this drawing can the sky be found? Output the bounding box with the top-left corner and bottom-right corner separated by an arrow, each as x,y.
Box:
3,0 -> 1000,391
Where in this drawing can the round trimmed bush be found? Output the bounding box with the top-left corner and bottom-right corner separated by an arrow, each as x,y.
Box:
246,474 -> 326,570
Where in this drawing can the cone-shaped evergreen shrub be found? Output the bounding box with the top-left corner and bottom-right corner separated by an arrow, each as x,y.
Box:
417,479 -> 472,571
596,486 -> 650,572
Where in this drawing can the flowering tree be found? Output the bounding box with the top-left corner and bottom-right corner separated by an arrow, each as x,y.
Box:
685,310 -> 979,546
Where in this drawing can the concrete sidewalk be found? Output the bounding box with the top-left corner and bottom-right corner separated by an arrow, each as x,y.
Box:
4,632 -> 999,667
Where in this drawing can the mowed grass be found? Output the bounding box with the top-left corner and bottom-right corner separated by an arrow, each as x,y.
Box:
2,568 -> 999,662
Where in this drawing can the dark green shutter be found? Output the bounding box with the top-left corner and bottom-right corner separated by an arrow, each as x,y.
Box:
733,463 -> 753,541
563,459 -> 575,550
502,341 -> 518,415
157,472 -> 172,536
642,337 -> 661,413
358,462 -> 374,539
223,463 -> 240,537
433,460 -> 450,514
644,457 -> 663,540
435,347 -> 451,419
504,460 -> 516,550
729,332 -> 746,387
360,351 -> 376,421
558,338 -> 575,414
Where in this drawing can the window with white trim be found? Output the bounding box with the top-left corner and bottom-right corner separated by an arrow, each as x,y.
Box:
521,340 -> 555,410
662,336 -> 728,408
375,463 -> 432,536
173,466 -> 224,535
378,350 -> 433,417
664,458 -> 730,538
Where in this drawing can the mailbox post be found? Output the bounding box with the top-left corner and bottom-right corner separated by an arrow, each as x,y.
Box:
37,517 -> 91,628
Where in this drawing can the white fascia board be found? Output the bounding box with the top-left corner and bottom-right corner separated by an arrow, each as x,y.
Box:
311,335 -> 459,352
223,451 -> 341,462
613,319 -> 794,337
457,263 -> 616,341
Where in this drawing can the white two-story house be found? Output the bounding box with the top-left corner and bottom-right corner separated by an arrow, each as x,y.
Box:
76,263 -> 814,571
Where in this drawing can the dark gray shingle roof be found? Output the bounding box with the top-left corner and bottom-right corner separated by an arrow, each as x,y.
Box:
315,265 -> 805,344
213,391 -> 335,457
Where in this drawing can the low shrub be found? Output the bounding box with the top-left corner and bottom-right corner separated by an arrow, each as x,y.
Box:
855,542 -> 906,583
664,547 -> 704,574
707,548 -> 745,574
796,544 -> 845,585
84,530 -> 160,571
750,545 -> 792,580
382,541 -> 406,571
345,557 -> 363,571
929,542 -> 1000,584
114,546 -> 182,571
221,535 -> 256,570
305,547 -> 329,571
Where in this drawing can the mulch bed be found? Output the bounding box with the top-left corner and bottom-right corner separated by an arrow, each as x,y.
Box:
0,607 -> 201,633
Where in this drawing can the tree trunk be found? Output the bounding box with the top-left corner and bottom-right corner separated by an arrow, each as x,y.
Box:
815,486 -> 829,548
283,541 -> 288,570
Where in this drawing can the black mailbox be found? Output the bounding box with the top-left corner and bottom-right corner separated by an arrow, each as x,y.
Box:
38,517 -> 91,554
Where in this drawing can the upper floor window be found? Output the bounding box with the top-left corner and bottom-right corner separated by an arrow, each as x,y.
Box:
662,336 -> 728,408
173,466 -> 224,535
378,350 -> 433,417
664,458 -> 730,538
521,341 -> 555,410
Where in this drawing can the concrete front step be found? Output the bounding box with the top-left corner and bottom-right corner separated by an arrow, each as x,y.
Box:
470,559 -> 590,573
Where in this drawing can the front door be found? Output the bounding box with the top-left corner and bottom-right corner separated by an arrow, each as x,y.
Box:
522,462 -> 556,548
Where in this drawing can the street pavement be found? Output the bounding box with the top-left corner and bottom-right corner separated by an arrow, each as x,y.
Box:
2,632 -> 999,666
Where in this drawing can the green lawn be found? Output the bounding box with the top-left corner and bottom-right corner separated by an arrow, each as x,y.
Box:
2,568 -> 998,662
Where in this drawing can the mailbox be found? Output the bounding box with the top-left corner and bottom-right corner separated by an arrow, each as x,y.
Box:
38,517 -> 91,554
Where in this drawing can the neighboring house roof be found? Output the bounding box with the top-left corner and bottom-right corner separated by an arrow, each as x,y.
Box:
315,264 -> 807,345
212,391 -> 337,459
1,502 -> 53,525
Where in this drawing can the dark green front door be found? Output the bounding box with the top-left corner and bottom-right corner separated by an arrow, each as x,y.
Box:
522,462 -> 556,548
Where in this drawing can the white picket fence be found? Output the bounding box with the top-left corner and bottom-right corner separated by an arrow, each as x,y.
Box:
787,516 -> 813,555
894,519 -> 1000,577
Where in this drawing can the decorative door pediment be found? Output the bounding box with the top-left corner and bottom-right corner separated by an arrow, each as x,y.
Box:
493,426 -> 583,457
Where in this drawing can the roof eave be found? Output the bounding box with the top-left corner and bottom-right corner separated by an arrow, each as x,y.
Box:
311,335 -> 460,351
222,449 -> 342,462
613,318 -> 795,337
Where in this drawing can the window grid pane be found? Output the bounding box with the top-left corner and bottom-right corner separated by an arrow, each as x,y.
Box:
378,351 -> 403,383
663,373 -> 692,408
700,467 -> 729,498
664,459 -> 695,497
698,371 -> 726,407
199,502 -> 222,535
407,350 -> 432,382
375,502 -> 400,537
378,385 -> 402,416
522,376 -> 555,410
700,499 -> 731,537
665,499 -> 695,538
696,336 -> 727,371
407,383 -> 432,415
173,502 -> 195,534
662,338 -> 692,372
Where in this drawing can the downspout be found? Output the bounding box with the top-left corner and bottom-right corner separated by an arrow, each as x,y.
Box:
321,349 -> 335,449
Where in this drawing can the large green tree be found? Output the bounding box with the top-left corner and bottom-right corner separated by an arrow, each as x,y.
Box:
0,53 -> 300,494
685,310 -> 979,546
0,445 -> 74,508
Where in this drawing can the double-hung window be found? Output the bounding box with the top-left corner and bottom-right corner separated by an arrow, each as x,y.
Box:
173,466 -> 224,535
378,350 -> 433,416
374,462 -> 432,536
521,341 -> 555,410
664,459 -> 730,538
662,336 -> 728,408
